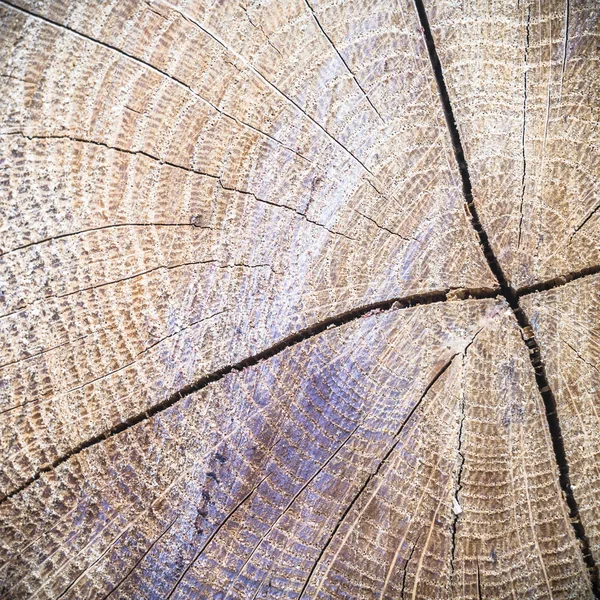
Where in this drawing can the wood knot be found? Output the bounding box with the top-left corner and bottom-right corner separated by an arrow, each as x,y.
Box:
190,214 -> 203,227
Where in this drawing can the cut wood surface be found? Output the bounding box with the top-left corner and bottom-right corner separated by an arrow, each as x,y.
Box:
0,0 -> 599,598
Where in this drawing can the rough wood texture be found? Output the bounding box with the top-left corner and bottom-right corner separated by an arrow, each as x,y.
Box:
1,0 -> 599,598
522,275 -> 600,569
423,0 -> 600,287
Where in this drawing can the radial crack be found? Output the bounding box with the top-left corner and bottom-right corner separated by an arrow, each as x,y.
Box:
217,180 -> 356,241
401,534 -> 421,600
412,0 -> 600,594
569,201 -> 600,242
302,0 -> 384,122
147,0 -> 380,179
449,385 -> 466,580
0,221 -> 213,257
353,209 -> 415,242
297,352 -> 461,599
517,263 -> 600,296
98,517 -> 179,600
0,286 -> 498,504
0,3 -> 311,165
517,5 -> 531,250
562,339 -> 600,377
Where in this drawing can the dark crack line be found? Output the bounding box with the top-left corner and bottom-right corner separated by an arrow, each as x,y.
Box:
449,383 -> 466,581
4,2 -> 598,592
0,330 -> 99,371
449,336 -> 478,583
401,533 -> 421,600
303,0 -> 384,122
136,309 -> 230,358
412,0 -> 600,594
297,352 -> 460,599
517,6 -> 531,250
0,286 -> 498,505
411,0 -> 508,296
0,3 -> 311,166
148,1 -> 379,179
1,131 -> 220,180
164,474 -> 269,600
353,209 -> 414,242
1,221 -> 212,258
570,201 -> 600,242
517,263 -> 600,296
1,132 -> 352,248
562,340 -> 600,378
1,261 -> 249,326
143,0 -> 170,21
217,181 -> 356,241
240,5 -> 282,57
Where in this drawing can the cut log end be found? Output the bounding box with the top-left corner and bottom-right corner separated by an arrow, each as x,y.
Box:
1,0 -> 600,598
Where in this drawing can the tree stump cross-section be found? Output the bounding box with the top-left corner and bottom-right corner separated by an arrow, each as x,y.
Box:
1,0 -> 600,598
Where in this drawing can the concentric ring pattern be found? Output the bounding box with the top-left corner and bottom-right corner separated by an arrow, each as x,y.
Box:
0,0 -> 599,598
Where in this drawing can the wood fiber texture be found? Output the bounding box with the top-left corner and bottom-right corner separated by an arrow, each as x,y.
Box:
0,0 -> 599,598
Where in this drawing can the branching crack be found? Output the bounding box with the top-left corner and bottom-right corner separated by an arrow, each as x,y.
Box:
0,1 -> 312,166
240,4 -> 282,57
1,130 -> 220,180
96,516 -> 179,600
154,0 -> 378,179
3,3 -> 600,596
413,0 -> 600,594
0,132 -> 355,247
217,180 -> 356,241
225,422 -> 362,596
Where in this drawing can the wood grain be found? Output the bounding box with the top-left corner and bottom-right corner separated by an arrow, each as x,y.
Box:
1,0 -> 599,598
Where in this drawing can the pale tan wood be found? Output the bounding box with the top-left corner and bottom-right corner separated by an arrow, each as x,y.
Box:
522,274 -> 600,565
0,300 -> 590,598
1,0 -> 599,598
423,0 -> 600,287
0,0 -> 493,498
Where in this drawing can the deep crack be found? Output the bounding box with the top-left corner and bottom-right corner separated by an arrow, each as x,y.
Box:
517,263 -> 600,296
0,286 -> 497,505
449,374 -> 466,581
412,0 -> 600,594
2,2 -> 599,595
